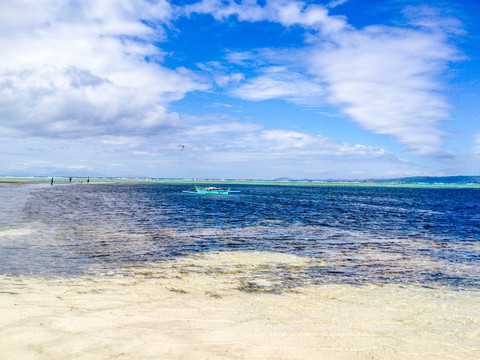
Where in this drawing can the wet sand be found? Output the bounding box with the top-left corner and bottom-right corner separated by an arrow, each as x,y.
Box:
1,251 -> 479,359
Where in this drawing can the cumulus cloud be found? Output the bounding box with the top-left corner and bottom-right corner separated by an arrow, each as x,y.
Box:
0,0 -> 207,138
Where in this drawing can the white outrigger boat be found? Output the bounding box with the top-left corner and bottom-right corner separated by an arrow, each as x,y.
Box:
183,185 -> 233,194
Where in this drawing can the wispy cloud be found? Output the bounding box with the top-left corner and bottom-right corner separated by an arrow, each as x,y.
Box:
232,66 -> 324,104
401,6 -> 465,35
196,62 -> 244,87
309,24 -> 458,155
190,0 -> 462,156
326,0 -> 349,9
474,133 -> 480,155
184,0 -> 349,33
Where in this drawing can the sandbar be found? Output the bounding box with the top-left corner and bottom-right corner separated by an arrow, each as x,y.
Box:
1,251 -> 479,359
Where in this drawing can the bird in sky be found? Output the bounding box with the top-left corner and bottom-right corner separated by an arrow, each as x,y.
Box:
178,144 -> 184,151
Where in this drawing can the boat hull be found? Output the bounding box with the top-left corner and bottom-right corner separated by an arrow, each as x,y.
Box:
183,186 -> 231,194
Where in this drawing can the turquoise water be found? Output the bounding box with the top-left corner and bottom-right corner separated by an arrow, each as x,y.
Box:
0,183 -> 479,288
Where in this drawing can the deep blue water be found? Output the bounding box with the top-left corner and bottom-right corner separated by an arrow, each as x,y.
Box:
0,183 -> 479,288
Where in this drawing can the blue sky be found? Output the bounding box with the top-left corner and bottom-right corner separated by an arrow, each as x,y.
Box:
1,0 -> 479,179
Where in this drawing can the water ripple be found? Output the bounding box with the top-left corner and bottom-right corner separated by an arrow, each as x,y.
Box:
0,183 -> 479,288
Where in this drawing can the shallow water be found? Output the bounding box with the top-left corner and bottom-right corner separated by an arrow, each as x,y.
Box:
2,264 -> 479,360
0,183 -> 479,288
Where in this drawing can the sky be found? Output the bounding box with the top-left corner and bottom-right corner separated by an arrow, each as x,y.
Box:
1,0 -> 479,180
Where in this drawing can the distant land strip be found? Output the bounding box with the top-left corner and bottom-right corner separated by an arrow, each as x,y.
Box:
1,176 -> 480,188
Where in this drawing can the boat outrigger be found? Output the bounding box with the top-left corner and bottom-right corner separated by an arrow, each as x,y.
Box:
183,185 -> 232,194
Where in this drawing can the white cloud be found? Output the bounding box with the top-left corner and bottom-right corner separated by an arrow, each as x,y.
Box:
0,0 -> 468,179
474,133 -> 480,155
184,0 -> 348,33
207,2 -> 461,156
402,6 -> 465,35
326,0 -> 349,9
175,127 -> 412,179
238,129 -> 388,157
186,122 -> 263,136
309,25 -> 457,155
196,62 -> 244,87
0,115 -> 421,179
232,66 -> 323,104
0,0 -> 208,138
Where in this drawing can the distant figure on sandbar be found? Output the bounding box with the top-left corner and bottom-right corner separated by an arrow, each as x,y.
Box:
87,176 -> 89,184
69,177 -> 72,183
50,177 -> 54,186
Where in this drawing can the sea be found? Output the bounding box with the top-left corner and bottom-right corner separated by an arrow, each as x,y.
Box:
1,182 -> 479,289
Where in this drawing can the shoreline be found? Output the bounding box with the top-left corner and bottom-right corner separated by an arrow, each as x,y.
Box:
1,177 -> 480,189
1,251 -> 479,359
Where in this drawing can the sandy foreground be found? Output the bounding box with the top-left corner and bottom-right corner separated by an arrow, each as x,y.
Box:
1,251 -> 479,359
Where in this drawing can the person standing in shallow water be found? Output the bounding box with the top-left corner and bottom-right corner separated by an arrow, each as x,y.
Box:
69,177 -> 72,183
50,177 -> 53,186
87,177 -> 89,184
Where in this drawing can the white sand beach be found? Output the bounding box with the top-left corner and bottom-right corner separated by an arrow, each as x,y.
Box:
1,251 -> 479,359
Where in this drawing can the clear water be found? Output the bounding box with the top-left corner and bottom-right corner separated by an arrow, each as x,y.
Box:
1,183 -> 479,288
